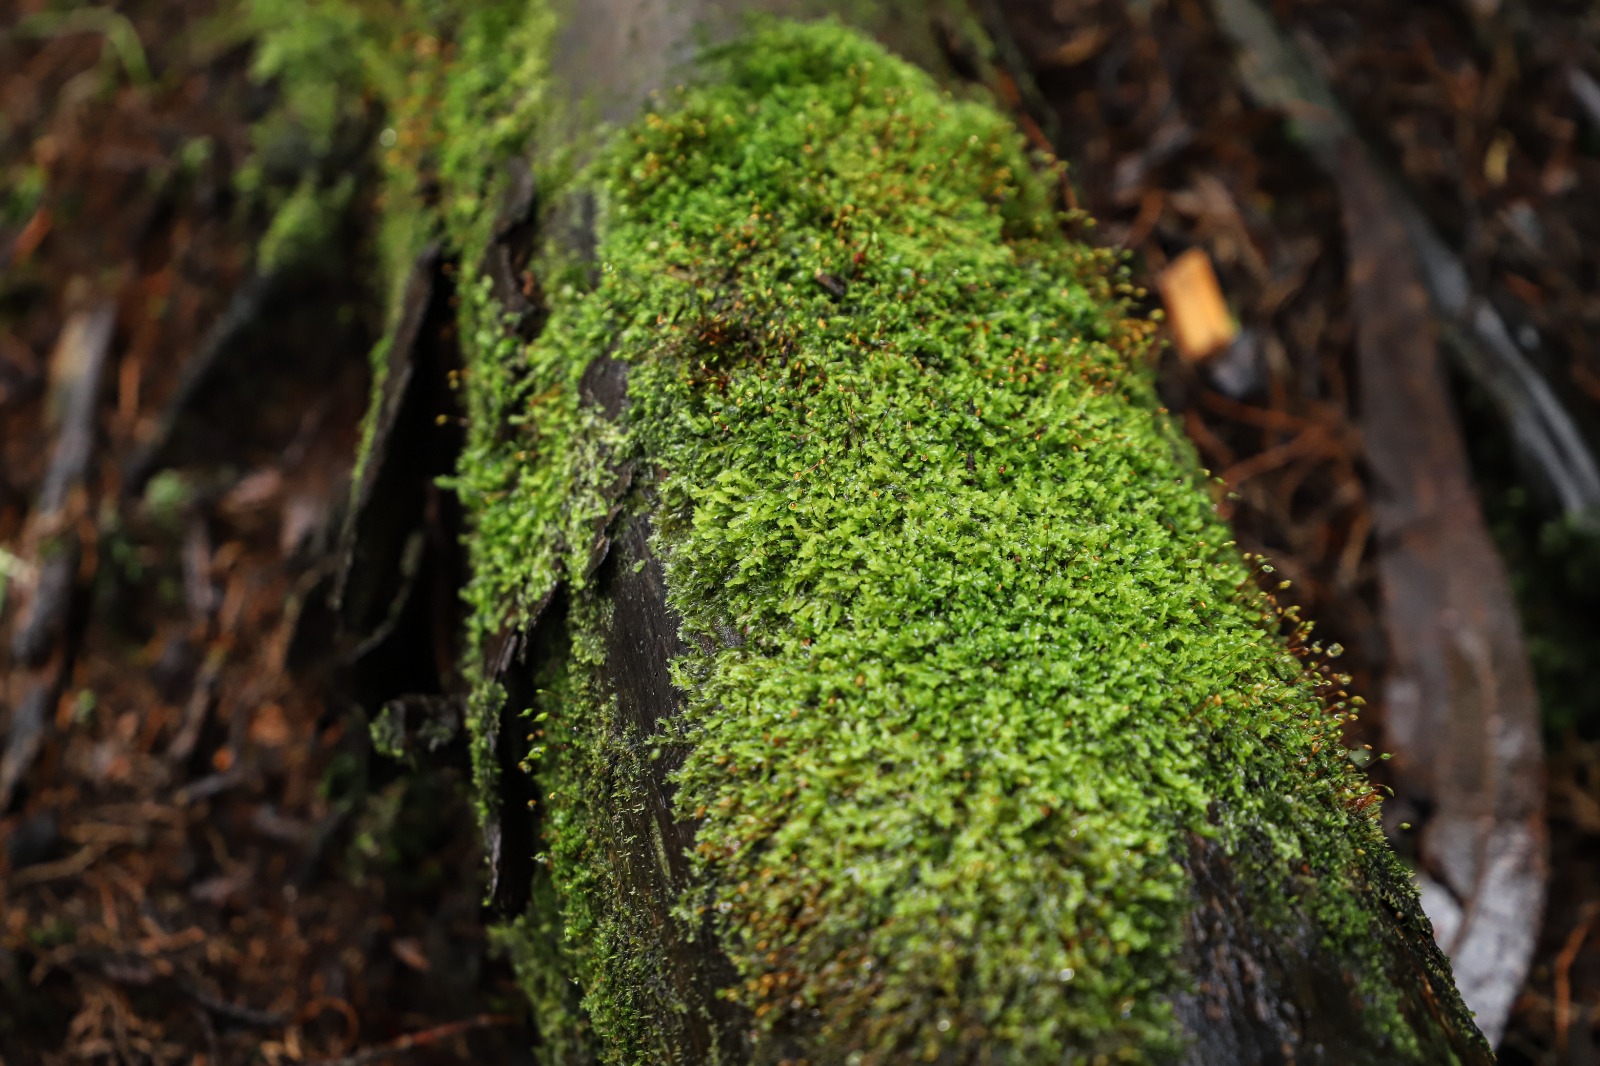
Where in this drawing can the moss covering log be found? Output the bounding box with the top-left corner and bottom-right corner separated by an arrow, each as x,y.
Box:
253,1 -> 1496,1061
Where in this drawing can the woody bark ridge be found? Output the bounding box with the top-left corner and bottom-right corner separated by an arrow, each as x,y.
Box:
252,1 -> 1493,1062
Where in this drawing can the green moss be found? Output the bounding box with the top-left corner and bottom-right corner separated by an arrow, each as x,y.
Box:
238,0 -> 373,274
247,2 -> 1481,1059
243,0 -> 369,163
242,0 -> 560,536
435,19 -> 1477,1063
256,173 -> 353,273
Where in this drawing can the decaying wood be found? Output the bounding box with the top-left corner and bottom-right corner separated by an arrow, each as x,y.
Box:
2,293 -> 115,810
1337,141 -> 1545,1046
332,243 -> 465,714
338,1 -> 1499,1059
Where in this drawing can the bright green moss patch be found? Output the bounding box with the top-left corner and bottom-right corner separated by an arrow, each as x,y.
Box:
244,2 -> 1478,1058
436,19 -> 1466,1064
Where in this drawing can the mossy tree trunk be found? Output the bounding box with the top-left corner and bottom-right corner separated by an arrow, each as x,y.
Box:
303,1 -> 1495,1062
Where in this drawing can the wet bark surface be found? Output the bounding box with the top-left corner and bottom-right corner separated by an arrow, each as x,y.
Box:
1174,831 -> 1492,1066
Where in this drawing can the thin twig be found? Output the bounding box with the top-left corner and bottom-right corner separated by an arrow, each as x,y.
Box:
8,844 -> 102,889
299,1014 -> 520,1066
183,973 -> 288,1024
123,271 -> 274,497
1218,425 -> 1332,488
1554,903 -> 1600,1055
10,300 -> 115,662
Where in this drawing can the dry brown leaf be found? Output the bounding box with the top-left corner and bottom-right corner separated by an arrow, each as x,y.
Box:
1157,247 -> 1237,363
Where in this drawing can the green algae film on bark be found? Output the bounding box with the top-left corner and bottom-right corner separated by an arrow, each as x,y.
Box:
245,0 -> 1489,1057
432,21 -> 1493,1064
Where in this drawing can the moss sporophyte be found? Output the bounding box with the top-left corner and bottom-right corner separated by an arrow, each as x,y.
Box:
293,12 -> 1481,1063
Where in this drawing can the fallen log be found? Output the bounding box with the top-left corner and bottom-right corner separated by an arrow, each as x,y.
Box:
265,1 -> 1495,1061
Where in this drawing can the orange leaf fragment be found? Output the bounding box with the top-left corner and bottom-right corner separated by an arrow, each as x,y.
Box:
1157,247 -> 1236,363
